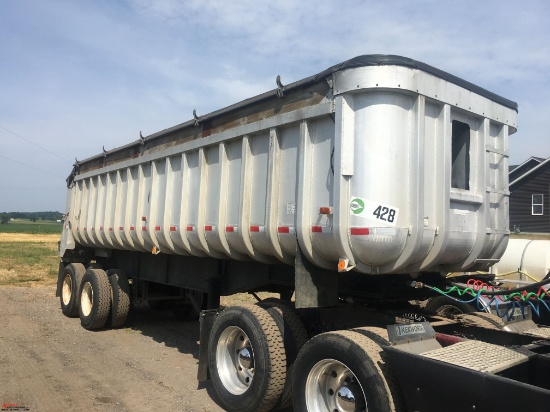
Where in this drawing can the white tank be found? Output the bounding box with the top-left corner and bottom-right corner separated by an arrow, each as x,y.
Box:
491,239 -> 550,282
59,55 -> 518,275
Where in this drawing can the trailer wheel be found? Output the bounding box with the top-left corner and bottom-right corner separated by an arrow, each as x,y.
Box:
107,269 -> 131,327
257,298 -> 308,408
425,295 -> 476,317
60,263 -> 86,317
208,304 -> 286,412
293,330 -> 405,412
172,290 -> 206,321
78,268 -> 111,330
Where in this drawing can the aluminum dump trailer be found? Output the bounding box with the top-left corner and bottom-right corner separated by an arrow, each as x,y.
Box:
60,55 -> 516,277
58,56 -> 550,412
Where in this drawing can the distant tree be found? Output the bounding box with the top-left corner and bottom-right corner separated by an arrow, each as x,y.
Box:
1,215 -> 8,224
0,211 -> 63,221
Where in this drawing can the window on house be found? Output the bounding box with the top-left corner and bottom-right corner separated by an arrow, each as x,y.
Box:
451,120 -> 470,190
532,194 -> 544,215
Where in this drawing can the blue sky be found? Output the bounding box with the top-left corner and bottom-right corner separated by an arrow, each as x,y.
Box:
1,0 -> 549,212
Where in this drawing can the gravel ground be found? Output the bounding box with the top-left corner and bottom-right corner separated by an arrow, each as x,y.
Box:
0,286 -> 225,412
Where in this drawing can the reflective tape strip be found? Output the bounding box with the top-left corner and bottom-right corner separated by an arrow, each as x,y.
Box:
169,226 -> 177,232
155,226 -> 161,231
205,225 -> 216,232
186,226 -> 195,232
226,226 -> 238,233
350,228 -> 370,236
312,226 -> 332,233
250,225 -> 265,233
278,226 -> 295,234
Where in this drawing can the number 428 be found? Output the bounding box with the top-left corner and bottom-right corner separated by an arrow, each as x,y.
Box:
373,205 -> 396,223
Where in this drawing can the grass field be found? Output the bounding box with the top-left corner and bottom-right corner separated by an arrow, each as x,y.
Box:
0,233 -> 59,286
0,219 -> 63,234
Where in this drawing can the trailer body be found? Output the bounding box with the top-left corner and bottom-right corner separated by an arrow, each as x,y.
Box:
60,55 -> 517,289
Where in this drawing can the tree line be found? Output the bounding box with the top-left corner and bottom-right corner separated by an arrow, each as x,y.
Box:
0,211 -> 63,224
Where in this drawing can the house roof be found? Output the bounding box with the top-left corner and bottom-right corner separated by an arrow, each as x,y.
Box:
509,156 -> 546,182
510,156 -> 550,187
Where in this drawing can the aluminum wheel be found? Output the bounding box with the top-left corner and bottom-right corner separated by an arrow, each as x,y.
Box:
305,358 -> 367,412
216,326 -> 255,395
80,282 -> 94,317
62,274 -> 72,306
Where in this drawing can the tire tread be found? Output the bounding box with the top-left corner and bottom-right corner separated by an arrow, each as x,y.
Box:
336,330 -> 405,412
107,269 -> 131,327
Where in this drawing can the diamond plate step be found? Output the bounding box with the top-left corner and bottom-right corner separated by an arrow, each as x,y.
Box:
523,327 -> 550,339
421,340 -> 529,374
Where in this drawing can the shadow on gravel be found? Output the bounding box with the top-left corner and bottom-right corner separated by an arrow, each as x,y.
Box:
120,303 -> 295,411
123,303 -> 201,359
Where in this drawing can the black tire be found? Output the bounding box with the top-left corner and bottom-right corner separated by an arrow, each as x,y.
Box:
257,298 -> 308,409
107,269 -> 131,328
172,290 -> 206,321
471,311 -> 506,328
457,313 -> 505,330
208,304 -> 286,412
293,330 -> 405,412
425,295 -> 476,317
60,263 -> 85,317
78,268 -> 111,330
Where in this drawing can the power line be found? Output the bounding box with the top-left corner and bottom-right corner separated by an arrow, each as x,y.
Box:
0,124 -> 71,162
0,154 -> 65,179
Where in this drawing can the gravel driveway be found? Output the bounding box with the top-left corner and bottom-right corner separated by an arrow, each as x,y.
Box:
0,286 -> 225,411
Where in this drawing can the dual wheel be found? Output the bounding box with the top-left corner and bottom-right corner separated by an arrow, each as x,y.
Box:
292,330 -> 404,412
208,302 -> 404,412
60,263 -> 130,330
208,301 -> 308,412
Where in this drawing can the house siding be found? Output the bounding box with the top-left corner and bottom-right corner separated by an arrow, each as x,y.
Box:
510,165 -> 550,233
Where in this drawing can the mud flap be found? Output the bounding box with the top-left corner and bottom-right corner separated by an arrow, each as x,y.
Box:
197,309 -> 218,381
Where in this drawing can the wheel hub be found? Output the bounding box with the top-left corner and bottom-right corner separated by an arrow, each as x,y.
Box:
62,274 -> 72,305
238,347 -> 254,369
80,282 -> 93,317
216,326 -> 255,395
336,383 -> 365,412
305,359 -> 367,412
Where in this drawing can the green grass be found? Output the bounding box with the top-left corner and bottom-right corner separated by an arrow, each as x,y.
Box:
0,219 -> 63,234
0,236 -> 59,286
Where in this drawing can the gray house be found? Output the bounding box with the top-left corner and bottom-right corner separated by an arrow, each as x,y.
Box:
509,156 -> 550,233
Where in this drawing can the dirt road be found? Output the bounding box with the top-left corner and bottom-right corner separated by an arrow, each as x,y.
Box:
0,286 -> 225,412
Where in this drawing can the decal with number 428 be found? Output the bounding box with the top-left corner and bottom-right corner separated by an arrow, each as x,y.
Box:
350,196 -> 399,226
